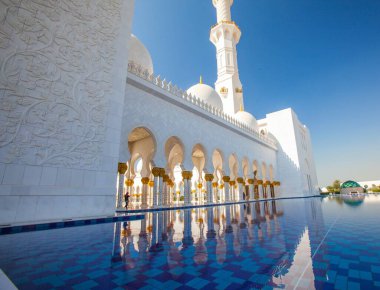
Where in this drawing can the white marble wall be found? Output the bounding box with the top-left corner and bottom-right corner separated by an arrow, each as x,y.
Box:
264,108 -> 319,196
0,0 -> 135,224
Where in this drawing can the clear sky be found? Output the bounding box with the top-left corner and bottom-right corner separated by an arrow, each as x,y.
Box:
132,0 -> 380,187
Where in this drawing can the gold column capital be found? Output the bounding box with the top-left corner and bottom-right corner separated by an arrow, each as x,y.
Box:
159,168 -> 166,177
117,162 -> 128,174
257,180 -> 263,185
141,177 -> 150,185
182,171 -> 193,180
148,180 -> 154,187
151,167 -> 161,177
222,176 -> 230,183
163,174 -> 169,182
205,174 -> 214,182
125,179 -> 134,186
247,179 -> 254,185
197,183 -> 203,189
229,180 -> 236,186
212,182 -> 218,188
237,177 -> 244,184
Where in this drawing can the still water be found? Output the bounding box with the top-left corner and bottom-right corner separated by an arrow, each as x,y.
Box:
0,195 -> 380,289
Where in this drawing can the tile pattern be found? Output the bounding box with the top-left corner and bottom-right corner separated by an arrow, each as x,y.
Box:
0,196 -> 379,289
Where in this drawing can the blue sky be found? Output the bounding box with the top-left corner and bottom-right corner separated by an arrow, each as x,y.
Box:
132,0 -> 380,186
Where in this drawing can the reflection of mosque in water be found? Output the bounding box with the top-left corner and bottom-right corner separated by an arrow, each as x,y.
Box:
110,199 -> 326,288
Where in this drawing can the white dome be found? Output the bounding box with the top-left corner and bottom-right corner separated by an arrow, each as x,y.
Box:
187,83 -> 223,110
128,34 -> 153,74
235,110 -> 258,130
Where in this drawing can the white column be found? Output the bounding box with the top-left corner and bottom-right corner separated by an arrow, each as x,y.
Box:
157,168 -> 165,207
116,162 -> 127,208
162,174 -> 169,207
237,177 -> 244,202
182,171 -> 192,205
141,177 -> 149,208
167,179 -> 173,206
248,179 -> 254,200
152,167 -> 161,208
229,181 -> 236,202
212,182 -> 218,203
223,176 -> 230,203
148,181 -> 154,207
205,174 -> 214,204
261,181 -> 266,199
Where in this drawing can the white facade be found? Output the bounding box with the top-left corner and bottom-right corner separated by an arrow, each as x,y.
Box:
0,0 -> 135,223
0,0 -> 318,224
258,109 -> 318,196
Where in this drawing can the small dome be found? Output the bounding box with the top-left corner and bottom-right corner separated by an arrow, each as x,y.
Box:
235,110 -> 258,130
187,83 -> 223,110
128,34 -> 153,74
341,180 -> 362,189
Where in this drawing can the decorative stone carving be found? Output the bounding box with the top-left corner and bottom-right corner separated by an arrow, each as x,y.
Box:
0,0 -> 122,169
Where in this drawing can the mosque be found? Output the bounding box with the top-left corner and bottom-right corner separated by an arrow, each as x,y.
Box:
0,0 -> 318,224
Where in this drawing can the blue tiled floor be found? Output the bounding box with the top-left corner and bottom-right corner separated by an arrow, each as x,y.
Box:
1,195 -> 380,289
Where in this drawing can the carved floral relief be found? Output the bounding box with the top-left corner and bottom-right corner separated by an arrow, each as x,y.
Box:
0,0 -> 122,168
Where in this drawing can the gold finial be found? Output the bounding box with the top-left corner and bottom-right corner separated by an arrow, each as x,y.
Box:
240,104 -> 243,111
199,75 -> 203,84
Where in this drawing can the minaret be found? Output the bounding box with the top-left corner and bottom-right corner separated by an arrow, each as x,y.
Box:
210,0 -> 244,115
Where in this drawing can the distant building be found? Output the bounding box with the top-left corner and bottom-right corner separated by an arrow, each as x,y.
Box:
340,181 -> 364,194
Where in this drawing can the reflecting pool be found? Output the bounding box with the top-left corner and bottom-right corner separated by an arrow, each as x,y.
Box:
1,195 -> 380,289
